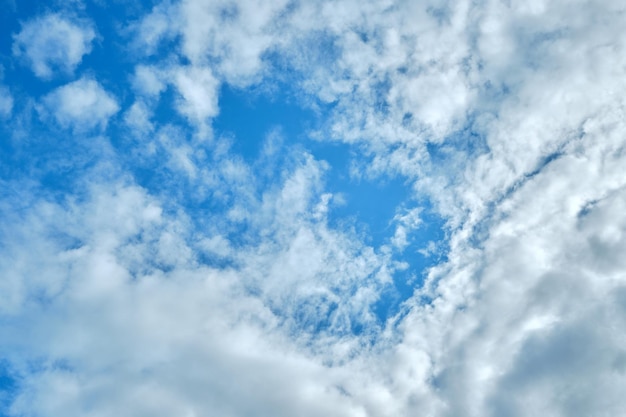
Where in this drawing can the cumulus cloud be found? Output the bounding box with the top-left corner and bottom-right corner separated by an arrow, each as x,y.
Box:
132,64 -> 167,97
2,0 -> 626,416
172,65 -> 220,125
40,77 -> 119,131
124,100 -> 154,134
12,13 -> 95,79
0,149 -> 396,416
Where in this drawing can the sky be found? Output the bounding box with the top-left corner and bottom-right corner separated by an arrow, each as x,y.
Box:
1,0 -> 626,416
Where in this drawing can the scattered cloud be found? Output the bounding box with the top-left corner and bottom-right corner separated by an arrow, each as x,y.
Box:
12,13 -> 95,79
132,64 -> 167,98
172,65 -> 220,127
40,77 -> 119,131
2,0 -> 626,416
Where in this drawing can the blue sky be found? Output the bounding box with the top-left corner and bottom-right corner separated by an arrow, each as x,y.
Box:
2,1 -> 626,416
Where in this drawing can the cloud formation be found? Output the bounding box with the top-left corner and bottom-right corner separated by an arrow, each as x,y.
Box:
1,0 -> 626,416
40,77 -> 119,131
12,13 -> 95,79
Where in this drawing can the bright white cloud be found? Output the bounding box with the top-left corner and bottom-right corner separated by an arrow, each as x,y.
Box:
12,13 -> 95,79
0,149 -> 396,416
2,0 -> 626,416
131,1 -> 179,56
172,65 -> 220,129
41,77 -> 119,131
390,207 -> 422,251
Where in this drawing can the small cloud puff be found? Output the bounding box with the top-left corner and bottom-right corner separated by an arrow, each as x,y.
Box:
132,65 -> 166,97
41,77 -> 119,131
12,13 -> 95,79
173,65 -> 219,124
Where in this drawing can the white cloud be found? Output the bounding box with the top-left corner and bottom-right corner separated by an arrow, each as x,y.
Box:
131,1 -> 179,56
390,207 -> 422,251
41,77 -> 119,131
132,0 -> 296,86
177,0 -> 289,84
3,0 -> 626,416
132,64 -> 167,97
12,13 -> 95,79
402,123 -> 626,416
124,100 -> 154,134
172,65 -> 220,131
0,150 -> 396,416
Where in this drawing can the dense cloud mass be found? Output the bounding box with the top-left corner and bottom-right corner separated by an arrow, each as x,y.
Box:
1,0 -> 626,416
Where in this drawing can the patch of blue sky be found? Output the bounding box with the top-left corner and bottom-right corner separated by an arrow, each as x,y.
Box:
331,175 -> 407,237
188,84 -> 446,325
373,205 -> 449,322
0,0 -> 29,53
213,82 -> 317,163
0,113 -> 111,210
0,361 -> 17,417
214,78 -> 407,241
211,81 -> 449,323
